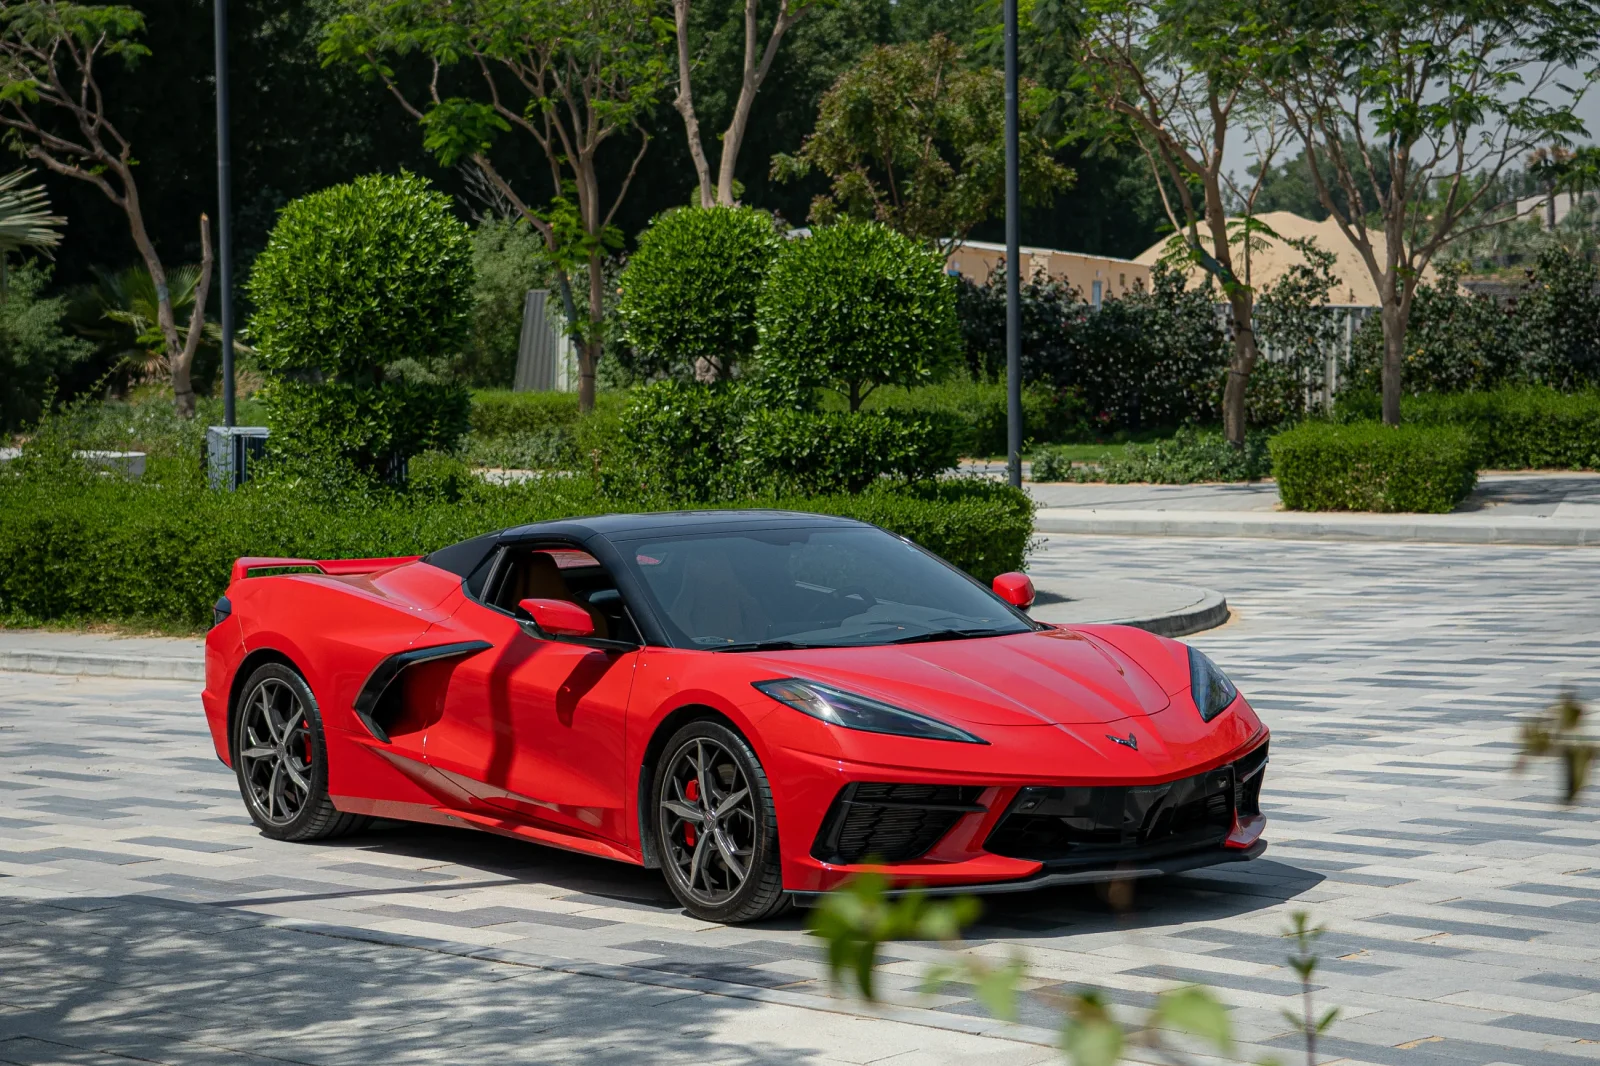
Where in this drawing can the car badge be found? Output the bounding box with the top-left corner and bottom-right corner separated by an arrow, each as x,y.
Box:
1106,732 -> 1138,750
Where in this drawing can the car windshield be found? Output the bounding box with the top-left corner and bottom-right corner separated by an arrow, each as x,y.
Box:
615,525 -> 1035,650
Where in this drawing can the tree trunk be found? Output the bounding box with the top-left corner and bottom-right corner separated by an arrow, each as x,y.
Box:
170,214 -> 216,421
1222,290 -> 1259,448
672,0 -> 715,208
121,170 -> 187,415
578,253 -> 604,414
1380,301 -> 1406,426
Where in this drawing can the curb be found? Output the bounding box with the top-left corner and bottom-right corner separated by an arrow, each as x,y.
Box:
1035,510 -> 1600,546
1112,587 -> 1229,638
0,649 -> 204,682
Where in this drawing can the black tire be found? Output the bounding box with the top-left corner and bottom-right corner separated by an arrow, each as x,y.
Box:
652,719 -> 789,923
232,662 -> 368,842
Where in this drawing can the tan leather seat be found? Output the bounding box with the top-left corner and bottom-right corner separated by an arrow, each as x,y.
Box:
503,552 -> 609,639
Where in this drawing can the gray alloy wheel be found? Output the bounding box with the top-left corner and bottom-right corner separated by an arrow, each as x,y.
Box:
233,662 -> 368,842
653,720 -> 788,923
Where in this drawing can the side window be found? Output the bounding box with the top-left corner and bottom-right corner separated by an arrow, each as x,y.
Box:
484,545 -> 642,645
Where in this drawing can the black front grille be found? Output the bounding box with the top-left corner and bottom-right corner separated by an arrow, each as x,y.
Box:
984,744 -> 1268,867
812,783 -> 986,864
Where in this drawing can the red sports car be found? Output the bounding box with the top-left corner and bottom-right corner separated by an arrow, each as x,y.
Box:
202,511 -> 1268,923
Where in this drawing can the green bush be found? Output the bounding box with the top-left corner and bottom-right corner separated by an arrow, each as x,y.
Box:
247,172 -> 475,479
1270,421 -> 1477,513
605,381 -> 960,500
0,261 -> 93,434
1335,386 -> 1600,470
618,206 -> 782,381
468,389 -> 628,438
1033,427 -> 1271,484
0,457 -> 1031,630
755,221 -> 959,410
826,378 -> 1089,455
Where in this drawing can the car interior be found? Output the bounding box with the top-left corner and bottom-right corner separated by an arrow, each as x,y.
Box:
482,545 -> 643,645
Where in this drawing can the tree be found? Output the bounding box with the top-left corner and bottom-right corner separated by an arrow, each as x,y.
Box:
0,3 -> 212,416
754,221 -> 959,411
1241,0 -> 1600,426
672,0 -> 822,207
618,205 -> 782,381
772,34 -> 1073,255
323,0 -> 672,413
247,172 -> 474,482
1065,0 -> 1291,447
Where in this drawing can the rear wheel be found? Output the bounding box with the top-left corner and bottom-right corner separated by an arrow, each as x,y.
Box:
233,662 -> 368,842
653,720 -> 788,923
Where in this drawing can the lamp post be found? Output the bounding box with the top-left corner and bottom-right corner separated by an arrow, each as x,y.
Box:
1004,0 -> 1022,488
215,0 -> 236,428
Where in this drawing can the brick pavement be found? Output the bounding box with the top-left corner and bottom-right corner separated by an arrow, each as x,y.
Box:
1,535 -> 1598,1065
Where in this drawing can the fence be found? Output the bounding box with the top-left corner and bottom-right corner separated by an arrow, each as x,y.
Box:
1217,303 -> 1379,410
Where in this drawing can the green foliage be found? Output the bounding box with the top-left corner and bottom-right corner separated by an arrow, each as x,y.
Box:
618,206 -> 783,380
1034,427 -> 1271,484
1251,237 -> 1342,425
247,172 -> 475,479
755,221 -> 960,411
808,873 -> 979,1002
827,378 -> 1090,455
0,260 -> 92,432
1345,266 -> 1517,395
772,34 -> 1072,250
69,262 -> 222,381
0,448 -> 1033,628
605,380 -> 963,499
1270,421 -> 1477,513
961,264 -> 1227,432
1335,387 -> 1600,470
459,217 -> 550,387
1517,691 -> 1597,806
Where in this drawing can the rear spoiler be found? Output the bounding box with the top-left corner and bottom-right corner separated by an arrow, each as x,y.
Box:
229,556 -> 422,585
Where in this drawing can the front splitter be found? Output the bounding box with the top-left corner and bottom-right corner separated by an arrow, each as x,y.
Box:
789,839 -> 1268,901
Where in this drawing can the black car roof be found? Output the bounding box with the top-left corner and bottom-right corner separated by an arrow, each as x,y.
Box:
422,509 -> 872,577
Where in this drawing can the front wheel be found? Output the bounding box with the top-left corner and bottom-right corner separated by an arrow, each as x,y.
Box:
652,720 -> 788,923
233,662 -> 368,842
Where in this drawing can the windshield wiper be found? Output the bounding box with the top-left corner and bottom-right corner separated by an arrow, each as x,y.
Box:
711,639 -> 824,653
888,628 -> 1011,645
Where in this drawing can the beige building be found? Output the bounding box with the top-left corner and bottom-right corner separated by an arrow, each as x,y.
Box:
945,239 -> 1150,306
1132,211 -> 1432,306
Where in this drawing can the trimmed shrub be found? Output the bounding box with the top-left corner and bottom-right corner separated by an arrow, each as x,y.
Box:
826,379 -> 1090,455
247,172 -> 474,479
469,390 -> 627,438
1270,422 -> 1477,513
755,221 -> 960,411
1334,387 -> 1600,470
1034,427 -> 1271,484
604,381 -> 960,500
618,206 -> 782,381
0,458 -> 1031,630
739,409 -> 960,494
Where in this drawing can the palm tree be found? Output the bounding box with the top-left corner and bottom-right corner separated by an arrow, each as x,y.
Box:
0,167 -> 65,298
70,264 -> 228,382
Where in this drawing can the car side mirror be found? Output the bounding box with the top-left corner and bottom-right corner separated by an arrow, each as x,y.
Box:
518,597 -> 595,638
992,572 -> 1035,609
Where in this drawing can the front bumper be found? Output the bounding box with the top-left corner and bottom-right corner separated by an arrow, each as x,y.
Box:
770,730 -> 1270,895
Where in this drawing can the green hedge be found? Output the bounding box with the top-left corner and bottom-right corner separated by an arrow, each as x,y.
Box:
0,460 -> 1032,631
825,379 -> 1088,455
469,390 -> 628,438
1337,387 -> 1600,470
1270,421 -> 1477,513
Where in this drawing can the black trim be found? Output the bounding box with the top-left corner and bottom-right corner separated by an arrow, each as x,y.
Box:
789,839 -> 1268,901
212,595 -> 232,629
352,641 -> 492,743
812,783 -> 987,864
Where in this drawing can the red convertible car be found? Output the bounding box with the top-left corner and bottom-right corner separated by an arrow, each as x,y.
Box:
202,511 -> 1268,923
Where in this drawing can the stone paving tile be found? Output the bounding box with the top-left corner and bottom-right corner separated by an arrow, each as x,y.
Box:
3,536 -> 1600,1064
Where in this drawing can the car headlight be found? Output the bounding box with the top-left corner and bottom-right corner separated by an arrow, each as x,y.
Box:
753,678 -> 988,744
1188,646 -> 1238,722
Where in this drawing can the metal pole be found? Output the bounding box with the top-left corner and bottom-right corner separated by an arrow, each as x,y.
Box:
1004,0 -> 1022,488
215,0 -> 236,428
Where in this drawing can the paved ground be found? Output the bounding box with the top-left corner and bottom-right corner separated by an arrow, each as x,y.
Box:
3,535 -> 1599,1065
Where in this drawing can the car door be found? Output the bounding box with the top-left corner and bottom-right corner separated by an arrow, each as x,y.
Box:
422,546 -> 640,846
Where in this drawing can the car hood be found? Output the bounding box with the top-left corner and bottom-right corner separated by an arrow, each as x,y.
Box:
744,627 -> 1171,727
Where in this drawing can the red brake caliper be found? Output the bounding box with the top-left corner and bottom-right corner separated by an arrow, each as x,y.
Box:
683,778 -> 699,846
